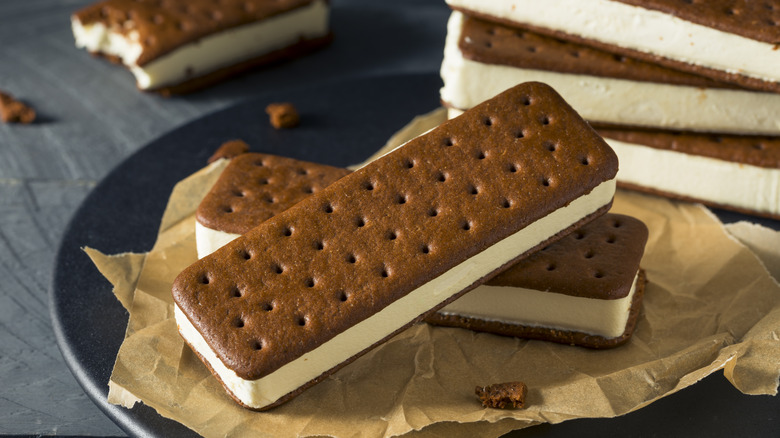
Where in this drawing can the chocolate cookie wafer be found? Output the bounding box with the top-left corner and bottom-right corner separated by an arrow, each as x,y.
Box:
427,214 -> 648,349
446,0 -> 780,93
196,152 -> 351,258
172,82 -> 619,410
598,128 -> 780,220
71,0 -> 331,94
441,12 -> 780,135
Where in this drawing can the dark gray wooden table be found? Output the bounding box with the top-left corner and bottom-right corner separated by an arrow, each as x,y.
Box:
0,1 -> 449,435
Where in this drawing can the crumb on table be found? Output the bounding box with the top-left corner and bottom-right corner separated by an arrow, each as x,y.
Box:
0,91 -> 36,124
475,381 -> 528,409
265,102 -> 300,129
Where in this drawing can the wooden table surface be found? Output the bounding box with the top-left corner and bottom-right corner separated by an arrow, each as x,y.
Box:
0,1 -> 449,435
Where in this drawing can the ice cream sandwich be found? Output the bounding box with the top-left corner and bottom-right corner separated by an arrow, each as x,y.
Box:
445,0 -> 780,93
172,82 -> 619,410
598,128 -> 780,220
197,159 -> 648,349
71,0 -> 331,94
427,214 -> 648,349
441,11 -> 780,135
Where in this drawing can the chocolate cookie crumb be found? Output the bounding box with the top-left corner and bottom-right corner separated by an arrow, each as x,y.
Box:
0,91 -> 36,124
265,102 -> 300,129
475,381 -> 528,409
208,139 -> 250,164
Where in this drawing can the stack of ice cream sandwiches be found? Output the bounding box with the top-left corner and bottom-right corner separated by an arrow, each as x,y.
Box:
172,83 -> 654,410
441,0 -> 780,219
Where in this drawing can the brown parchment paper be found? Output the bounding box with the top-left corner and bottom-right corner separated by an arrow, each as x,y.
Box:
86,111 -> 780,438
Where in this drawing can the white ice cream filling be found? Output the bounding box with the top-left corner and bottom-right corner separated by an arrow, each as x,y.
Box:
606,139 -> 780,216
177,178 -> 616,409
72,0 -> 329,89
196,221 -> 238,259
440,12 -> 780,135
445,0 -> 780,84
439,274 -> 638,339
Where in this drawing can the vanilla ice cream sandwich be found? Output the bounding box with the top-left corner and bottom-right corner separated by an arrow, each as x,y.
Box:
198,162 -> 648,349
172,82 -> 619,410
72,0 -> 331,94
196,152 -> 351,258
598,128 -> 780,220
445,0 -> 780,93
427,214 -> 648,349
441,12 -> 780,135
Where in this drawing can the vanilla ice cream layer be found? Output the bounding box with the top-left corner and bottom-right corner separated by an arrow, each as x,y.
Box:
196,222 -> 238,259
72,0 -> 329,90
176,178 -> 616,409
440,274 -> 638,338
607,139 -> 780,216
440,12 -> 780,135
446,0 -> 780,84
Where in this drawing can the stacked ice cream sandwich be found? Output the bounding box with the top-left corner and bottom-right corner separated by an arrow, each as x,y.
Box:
173,82 -> 636,409
441,0 -> 780,219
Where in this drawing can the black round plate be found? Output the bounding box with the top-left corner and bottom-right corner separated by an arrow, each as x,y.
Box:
50,74 -> 779,438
